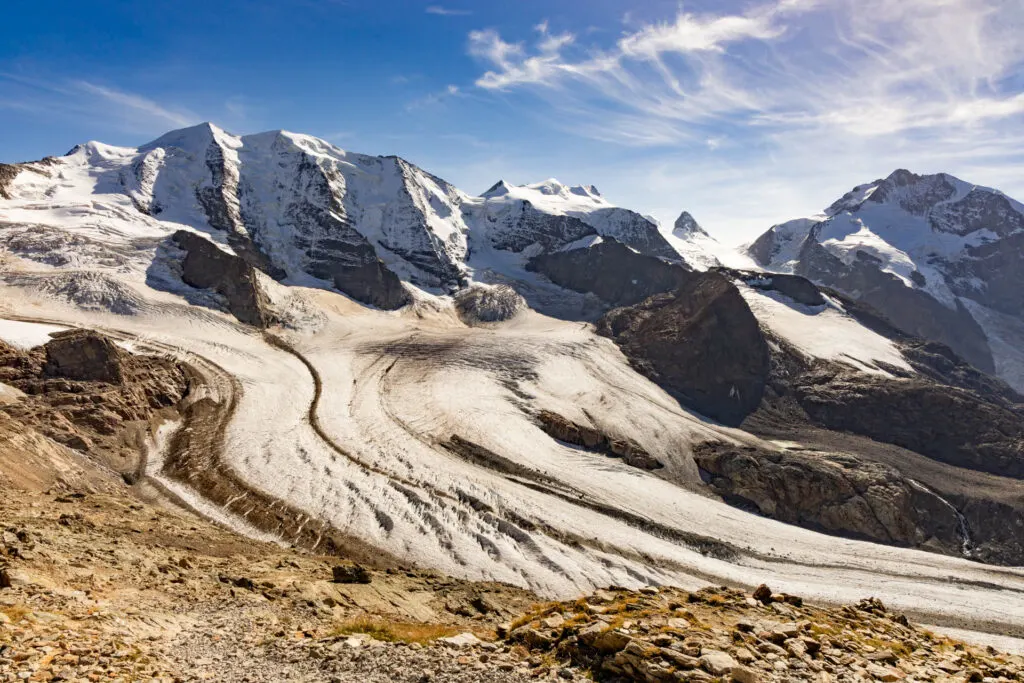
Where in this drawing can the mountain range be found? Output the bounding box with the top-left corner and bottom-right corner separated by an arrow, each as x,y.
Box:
1,123 -> 1023,644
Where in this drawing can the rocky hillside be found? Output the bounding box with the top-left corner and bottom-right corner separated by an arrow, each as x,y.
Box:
748,169 -> 1024,393
506,585 -> 1024,682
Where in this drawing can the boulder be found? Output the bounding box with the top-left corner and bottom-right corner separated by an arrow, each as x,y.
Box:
700,650 -> 739,675
331,564 -> 372,584
43,330 -> 125,383
592,630 -> 632,654
752,585 -> 772,604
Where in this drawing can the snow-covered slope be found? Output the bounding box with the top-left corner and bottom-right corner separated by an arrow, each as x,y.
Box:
747,169 -> 1024,391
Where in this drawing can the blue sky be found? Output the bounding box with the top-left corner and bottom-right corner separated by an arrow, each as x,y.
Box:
2,0 -> 1023,243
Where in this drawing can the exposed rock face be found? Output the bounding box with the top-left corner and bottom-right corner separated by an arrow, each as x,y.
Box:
0,163 -> 19,200
485,201 -> 597,253
672,211 -> 708,238
741,272 -> 824,306
527,240 -> 693,308
791,369 -> 1024,479
43,330 -> 126,383
585,207 -> 680,259
951,230 -> 1024,319
172,230 -> 271,326
478,179 -> 678,259
332,257 -> 411,310
694,442 -> 963,550
0,335 -> 188,474
536,410 -> 663,470
597,272 -> 770,426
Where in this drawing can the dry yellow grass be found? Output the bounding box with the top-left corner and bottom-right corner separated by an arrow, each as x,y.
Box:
329,616 -> 462,644
1,604 -> 31,624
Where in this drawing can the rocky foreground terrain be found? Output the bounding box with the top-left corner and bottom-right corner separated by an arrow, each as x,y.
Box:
2,479 -> 1022,683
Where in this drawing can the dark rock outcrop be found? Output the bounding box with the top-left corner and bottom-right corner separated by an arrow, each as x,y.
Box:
488,201 -> 597,253
536,411 -> 662,470
741,272 -> 825,306
791,369 -> 1024,479
597,272 -> 770,426
43,330 -> 125,383
172,230 -> 271,327
332,564 -> 372,584
331,257 -> 411,310
0,163 -> 19,200
694,442 -> 964,552
528,240 -> 693,308
953,230 -> 1024,319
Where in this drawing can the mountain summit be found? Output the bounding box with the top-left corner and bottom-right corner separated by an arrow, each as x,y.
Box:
748,169 -> 1024,391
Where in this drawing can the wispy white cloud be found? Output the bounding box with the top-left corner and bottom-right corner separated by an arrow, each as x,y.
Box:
73,81 -> 195,128
0,72 -> 200,135
426,5 -> 471,16
463,0 -> 1024,241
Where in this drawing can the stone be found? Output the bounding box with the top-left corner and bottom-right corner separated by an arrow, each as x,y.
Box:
661,648 -> 700,669
577,621 -> 609,646
43,331 -> 125,383
438,633 -> 482,648
331,564 -> 371,585
592,631 -> 632,654
542,613 -> 565,629
731,665 -> 759,683
700,650 -> 739,676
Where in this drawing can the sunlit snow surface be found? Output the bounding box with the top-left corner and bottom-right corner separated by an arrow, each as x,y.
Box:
0,319 -> 67,349
738,285 -> 912,375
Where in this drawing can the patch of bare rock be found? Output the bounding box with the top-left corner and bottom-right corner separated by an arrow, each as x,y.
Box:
504,584 -> 1023,682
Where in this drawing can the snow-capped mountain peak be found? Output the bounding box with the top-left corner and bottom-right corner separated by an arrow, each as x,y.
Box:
747,168 -> 1024,391
672,211 -> 709,238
